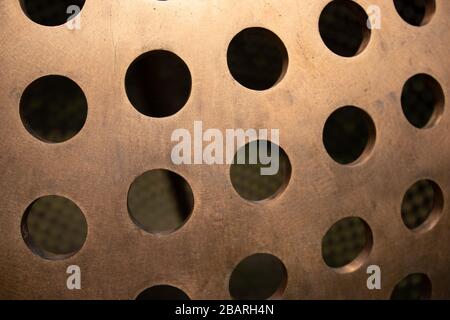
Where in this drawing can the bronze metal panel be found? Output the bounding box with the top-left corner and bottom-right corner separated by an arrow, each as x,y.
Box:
0,0 -> 449,299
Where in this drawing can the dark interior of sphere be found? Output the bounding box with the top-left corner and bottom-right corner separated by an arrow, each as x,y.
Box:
227,27 -> 288,90
323,106 -> 374,164
136,285 -> 190,300
125,50 -> 192,118
21,0 -> 86,26
401,74 -> 443,128
229,253 -> 286,300
394,0 -> 430,26
20,75 -> 88,143
319,0 -> 369,57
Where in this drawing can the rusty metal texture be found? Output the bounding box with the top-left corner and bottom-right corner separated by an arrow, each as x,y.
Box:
0,0 -> 449,299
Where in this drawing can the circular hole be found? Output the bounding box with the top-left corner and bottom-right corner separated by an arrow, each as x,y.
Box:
20,0 -> 86,27
319,0 -> 371,57
229,253 -> 287,300
401,179 -> 443,232
322,217 -> 373,273
125,50 -> 192,118
391,273 -> 432,300
227,27 -> 289,90
136,285 -> 190,300
401,74 -> 445,129
230,140 -> 291,202
394,0 -> 436,26
127,169 -> 194,235
20,75 -> 88,143
323,106 -> 376,165
21,195 -> 88,260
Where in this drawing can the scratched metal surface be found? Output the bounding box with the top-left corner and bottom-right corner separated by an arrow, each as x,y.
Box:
0,0 -> 449,299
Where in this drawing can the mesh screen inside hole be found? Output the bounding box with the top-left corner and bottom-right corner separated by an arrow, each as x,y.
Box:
20,75 -> 88,143
401,74 -> 444,129
401,179 -> 443,231
229,253 -> 287,300
322,217 -> 373,271
127,169 -> 194,235
391,273 -> 432,300
21,195 -> 87,260
230,140 -> 291,201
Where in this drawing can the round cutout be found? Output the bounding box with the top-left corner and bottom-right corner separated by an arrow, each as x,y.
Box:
136,285 -> 190,300
319,0 -> 371,57
125,50 -> 192,118
323,106 -> 376,165
20,75 -> 88,143
127,169 -> 194,235
227,27 -> 288,90
401,179 -> 443,232
229,253 -> 287,300
20,0 -> 86,27
21,195 -> 88,260
401,74 -> 444,129
391,273 -> 432,300
322,217 -> 373,273
394,0 -> 436,26
230,140 -> 291,202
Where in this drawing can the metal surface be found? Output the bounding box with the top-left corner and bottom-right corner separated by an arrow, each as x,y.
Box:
0,0 -> 449,299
